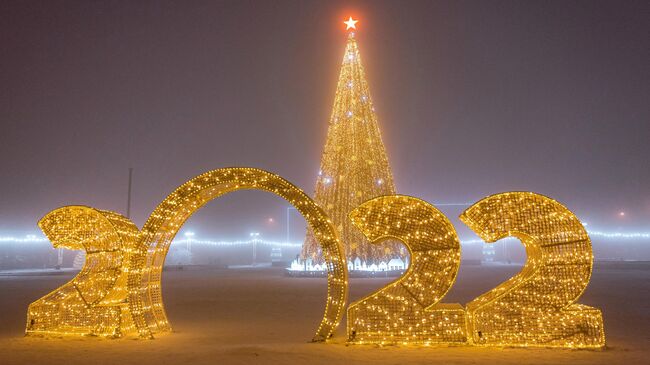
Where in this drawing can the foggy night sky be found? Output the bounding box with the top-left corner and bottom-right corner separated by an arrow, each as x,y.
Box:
1,1 -> 648,240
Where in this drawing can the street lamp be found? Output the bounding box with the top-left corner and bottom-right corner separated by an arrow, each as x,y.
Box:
184,231 -> 195,252
249,232 -> 260,264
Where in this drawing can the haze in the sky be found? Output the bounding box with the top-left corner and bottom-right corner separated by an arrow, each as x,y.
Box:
1,0 -> 648,241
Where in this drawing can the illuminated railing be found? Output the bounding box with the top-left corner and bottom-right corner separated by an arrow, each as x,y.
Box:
174,238 -> 302,248
0,235 -> 48,243
1,228 -> 649,246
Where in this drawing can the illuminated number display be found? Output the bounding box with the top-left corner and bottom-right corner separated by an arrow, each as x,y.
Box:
27,206 -> 140,337
25,168 -> 349,341
459,192 -> 605,348
25,171 -> 606,348
347,195 -> 466,345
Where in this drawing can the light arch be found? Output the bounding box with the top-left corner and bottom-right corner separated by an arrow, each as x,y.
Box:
127,167 -> 348,340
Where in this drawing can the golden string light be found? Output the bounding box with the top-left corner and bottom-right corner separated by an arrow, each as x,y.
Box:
25,188 -> 607,348
302,25 -> 401,263
459,192 -> 605,348
26,168 -> 349,341
347,195 -> 466,345
27,206 -> 140,337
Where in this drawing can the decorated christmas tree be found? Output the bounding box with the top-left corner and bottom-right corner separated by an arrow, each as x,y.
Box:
302,18 -> 401,264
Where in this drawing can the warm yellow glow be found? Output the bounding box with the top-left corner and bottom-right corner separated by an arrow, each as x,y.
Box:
26,206 -> 140,337
347,195 -> 466,345
131,168 -> 348,341
26,168 -> 349,341
302,26 -> 401,263
25,187 -> 607,347
460,192 -> 605,348
344,16 -> 358,30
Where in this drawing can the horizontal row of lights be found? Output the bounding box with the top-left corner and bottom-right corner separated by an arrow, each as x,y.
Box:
0,229 -> 648,246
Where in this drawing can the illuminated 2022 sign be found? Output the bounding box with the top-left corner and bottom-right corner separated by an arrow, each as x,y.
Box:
25,167 -> 605,348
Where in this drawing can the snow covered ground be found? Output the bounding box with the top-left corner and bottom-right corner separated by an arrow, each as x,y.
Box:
0,262 -> 648,365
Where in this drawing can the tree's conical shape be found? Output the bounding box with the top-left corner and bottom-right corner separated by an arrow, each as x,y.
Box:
302,33 -> 401,263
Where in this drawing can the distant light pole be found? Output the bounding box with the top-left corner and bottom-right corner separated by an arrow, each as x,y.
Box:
286,207 -> 297,245
184,231 -> 195,252
250,232 -> 260,264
